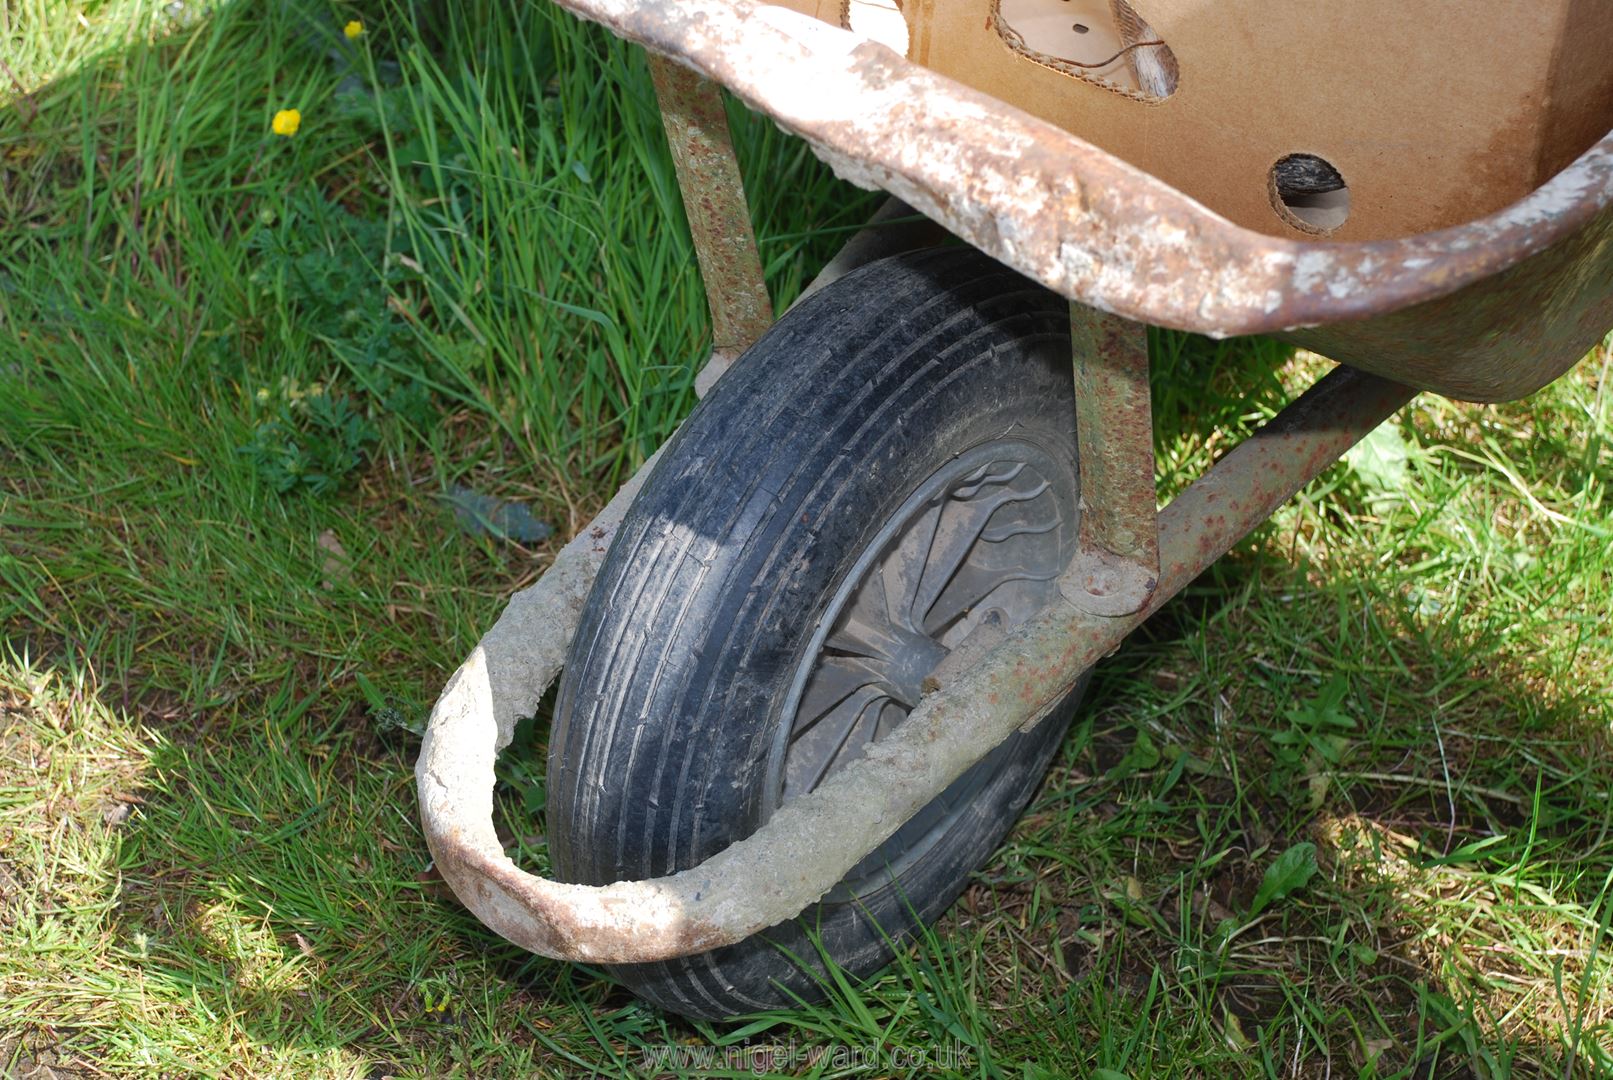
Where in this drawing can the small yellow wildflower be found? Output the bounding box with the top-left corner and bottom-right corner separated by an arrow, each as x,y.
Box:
271,108 -> 301,137
343,19 -> 363,39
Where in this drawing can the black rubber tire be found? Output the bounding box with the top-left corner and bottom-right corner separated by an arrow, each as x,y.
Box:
548,247 -> 1089,1019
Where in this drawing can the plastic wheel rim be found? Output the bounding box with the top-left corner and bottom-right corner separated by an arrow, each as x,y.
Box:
766,437 -> 1075,900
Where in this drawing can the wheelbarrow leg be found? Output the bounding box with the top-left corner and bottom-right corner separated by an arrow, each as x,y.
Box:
646,53 -> 774,396
1061,303 -> 1161,616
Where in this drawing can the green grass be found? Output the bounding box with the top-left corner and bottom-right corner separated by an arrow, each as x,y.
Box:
2,1 -> 1612,1076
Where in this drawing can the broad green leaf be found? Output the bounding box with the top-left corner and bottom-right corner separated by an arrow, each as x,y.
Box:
1249,842 -> 1319,918
1106,727 -> 1160,780
1344,422 -> 1414,494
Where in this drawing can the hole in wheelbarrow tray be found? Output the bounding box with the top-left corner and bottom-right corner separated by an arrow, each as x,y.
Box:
1270,153 -> 1350,235
994,0 -> 1179,101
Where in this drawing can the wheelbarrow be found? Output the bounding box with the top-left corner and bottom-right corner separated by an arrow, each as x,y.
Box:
416,0 -> 1613,1018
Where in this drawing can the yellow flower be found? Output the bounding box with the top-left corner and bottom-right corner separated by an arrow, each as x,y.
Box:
343,19 -> 363,39
271,109 -> 301,137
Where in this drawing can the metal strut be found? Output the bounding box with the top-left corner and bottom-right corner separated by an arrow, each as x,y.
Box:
646,54 -> 774,397
1060,303 -> 1160,616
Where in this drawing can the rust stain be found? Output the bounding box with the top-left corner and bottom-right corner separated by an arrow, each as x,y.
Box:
647,54 -> 773,357
1063,303 -> 1159,615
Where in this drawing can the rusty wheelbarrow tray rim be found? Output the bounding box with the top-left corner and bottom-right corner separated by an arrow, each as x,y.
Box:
552,0 -> 1613,340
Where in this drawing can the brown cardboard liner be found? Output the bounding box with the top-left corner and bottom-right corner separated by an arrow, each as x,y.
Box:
781,0 -> 1613,240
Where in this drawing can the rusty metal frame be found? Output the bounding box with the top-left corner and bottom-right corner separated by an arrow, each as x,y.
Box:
1060,304 -> 1159,616
416,364 -> 1413,962
414,0 -> 1613,967
646,53 -> 774,396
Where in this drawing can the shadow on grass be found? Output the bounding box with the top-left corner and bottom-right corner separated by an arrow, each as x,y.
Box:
1137,553 -> 1603,1060
934,333 -> 1613,1076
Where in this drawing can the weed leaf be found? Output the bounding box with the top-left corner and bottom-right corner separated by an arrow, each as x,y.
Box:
1249,842 -> 1319,918
1106,727 -> 1161,780
1344,422 -> 1414,494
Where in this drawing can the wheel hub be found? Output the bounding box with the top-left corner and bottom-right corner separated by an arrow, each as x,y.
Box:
768,438 -> 1075,898
856,623 -> 947,710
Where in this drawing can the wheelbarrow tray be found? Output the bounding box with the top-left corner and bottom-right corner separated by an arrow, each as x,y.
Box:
552,0 -> 1613,403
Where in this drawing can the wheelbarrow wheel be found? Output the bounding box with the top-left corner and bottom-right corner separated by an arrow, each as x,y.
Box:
549,247 -> 1089,1019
